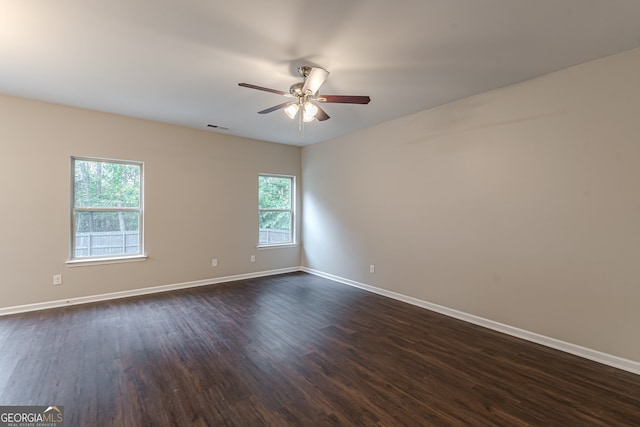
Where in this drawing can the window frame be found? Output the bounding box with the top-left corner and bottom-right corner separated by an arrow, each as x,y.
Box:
69,156 -> 145,263
258,173 -> 296,248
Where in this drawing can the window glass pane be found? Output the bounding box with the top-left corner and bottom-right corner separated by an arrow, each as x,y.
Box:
74,211 -> 140,258
258,174 -> 294,246
74,160 -> 141,208
75,211 -> 139,233
258,176 -> 291,210
259,211 -> 292,245
71,157 -> 143,260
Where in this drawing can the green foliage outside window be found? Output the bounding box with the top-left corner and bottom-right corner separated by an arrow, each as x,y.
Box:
259,175 -> 294,245
74,160 -> 141,233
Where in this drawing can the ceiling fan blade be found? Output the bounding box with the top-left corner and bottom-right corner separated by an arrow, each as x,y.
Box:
239,83 -> 289,97
318,95 -> 371,104
258,102 -> 294,114
314,104 -> 330,121
302,67 -> 329,95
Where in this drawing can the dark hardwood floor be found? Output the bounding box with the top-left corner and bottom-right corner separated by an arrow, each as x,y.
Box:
1,272 -> 639,426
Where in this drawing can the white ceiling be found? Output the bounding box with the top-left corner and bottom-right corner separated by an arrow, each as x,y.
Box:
2,1 -> 640,146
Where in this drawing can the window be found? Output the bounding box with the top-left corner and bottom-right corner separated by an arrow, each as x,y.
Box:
258,174 -> 295,246
70,157 -> 143,261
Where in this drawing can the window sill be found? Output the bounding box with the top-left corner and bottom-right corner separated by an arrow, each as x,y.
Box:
257,243 -> 298,250
66,254 -> 148,267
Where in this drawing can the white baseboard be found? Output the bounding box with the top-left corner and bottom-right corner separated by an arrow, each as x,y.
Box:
301,267 -> 640,376
3,265 -> 638,376
0,267 -> 300,317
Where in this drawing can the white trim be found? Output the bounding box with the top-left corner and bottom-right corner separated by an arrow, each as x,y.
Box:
66,254 -> 148,266
257,243 -> 298,250
0,267 -> 300,317
3,264 -> 638,376
301,267 -> 640,376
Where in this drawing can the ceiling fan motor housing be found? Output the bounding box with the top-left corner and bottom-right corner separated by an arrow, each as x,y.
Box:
289,82 -> 304,97
298,66 -> 312,78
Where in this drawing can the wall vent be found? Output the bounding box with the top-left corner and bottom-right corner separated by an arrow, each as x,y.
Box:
206,124 -> 229,130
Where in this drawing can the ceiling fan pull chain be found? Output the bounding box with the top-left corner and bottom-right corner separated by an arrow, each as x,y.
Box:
299,110 -> 303,134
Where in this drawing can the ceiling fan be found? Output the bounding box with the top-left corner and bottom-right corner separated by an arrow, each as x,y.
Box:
239,66 -> 370,126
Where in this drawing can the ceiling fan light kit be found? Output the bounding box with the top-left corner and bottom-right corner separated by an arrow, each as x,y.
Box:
283,103 -> 299,119
302,102 -> 318,122
239,66 -> 371,130
283,99 -> 318,123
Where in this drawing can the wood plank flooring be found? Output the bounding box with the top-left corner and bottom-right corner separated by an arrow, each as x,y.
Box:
1,272 -> 639,426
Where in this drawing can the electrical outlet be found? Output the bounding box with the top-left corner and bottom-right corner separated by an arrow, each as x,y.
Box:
53,274 -> 63,285
250,255 -> 256,263
369,264 -> 375,274
211,258 -> 218,267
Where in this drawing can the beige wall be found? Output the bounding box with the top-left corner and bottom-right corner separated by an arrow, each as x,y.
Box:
2,48 -> 639,363
302,48 -> 640,362
0,95 -> 301,308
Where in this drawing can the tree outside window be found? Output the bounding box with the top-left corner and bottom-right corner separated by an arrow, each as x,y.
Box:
71,157 -> 143,259
258,175 -> 294,246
